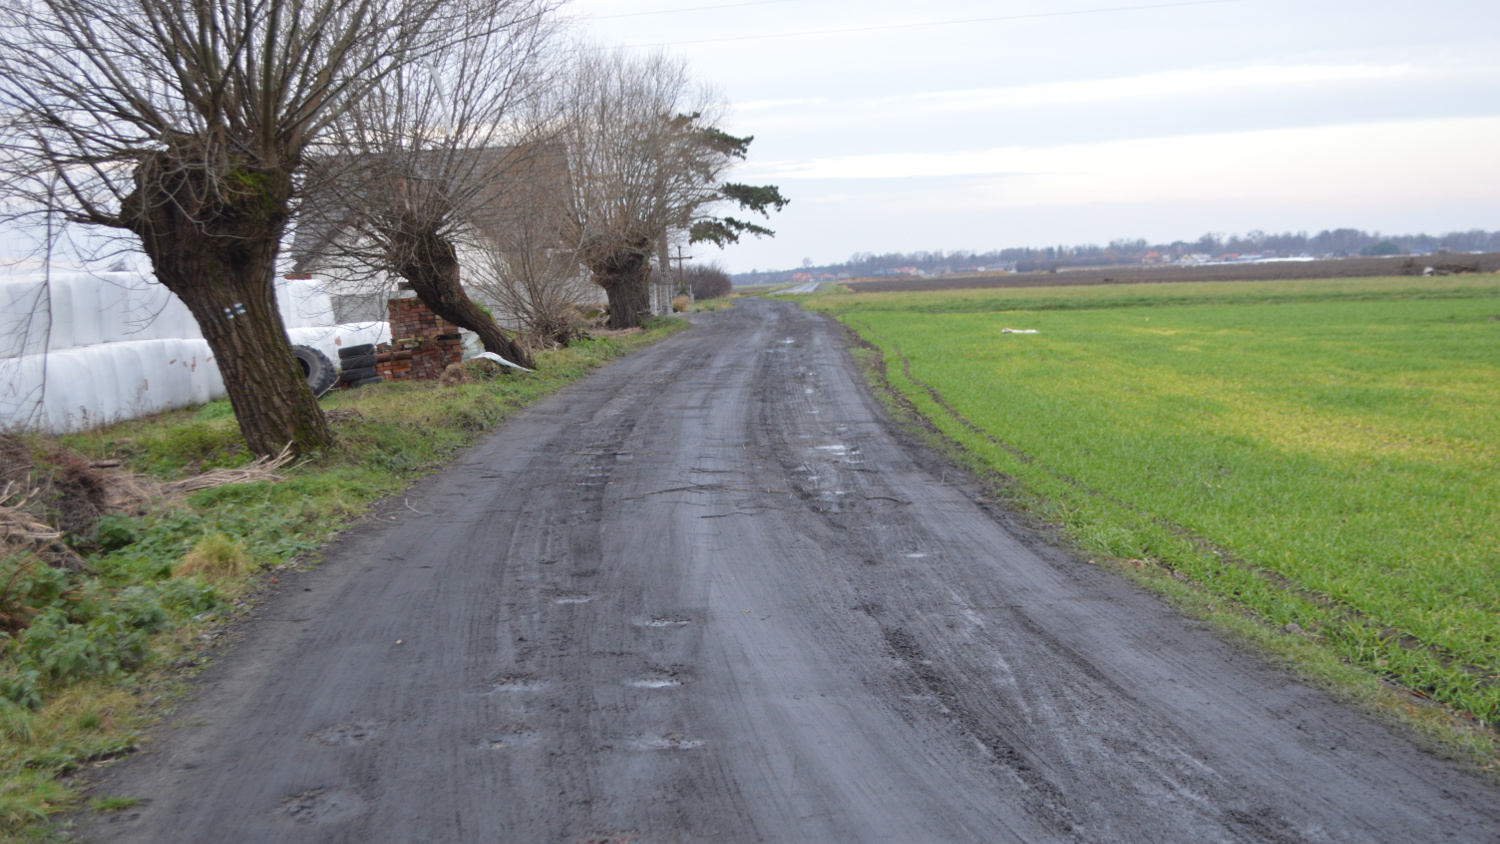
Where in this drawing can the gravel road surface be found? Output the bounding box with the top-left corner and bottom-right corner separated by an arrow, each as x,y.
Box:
78,299 -> 1500,843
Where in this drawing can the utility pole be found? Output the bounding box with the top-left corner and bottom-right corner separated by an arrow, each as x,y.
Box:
670,244 -> 693,302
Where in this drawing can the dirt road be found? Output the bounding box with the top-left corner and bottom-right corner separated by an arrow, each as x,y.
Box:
79,299 -> 1499,842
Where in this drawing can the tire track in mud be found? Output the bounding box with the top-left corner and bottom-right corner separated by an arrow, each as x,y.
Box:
739,310 -> 1328,842
76,299 -> 1500,843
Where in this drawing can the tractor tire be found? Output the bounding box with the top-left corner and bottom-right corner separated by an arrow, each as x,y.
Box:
292,345 -> 338,397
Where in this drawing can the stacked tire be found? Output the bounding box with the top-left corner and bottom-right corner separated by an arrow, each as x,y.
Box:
292,345 -> 338,397
337,344 -> 384,388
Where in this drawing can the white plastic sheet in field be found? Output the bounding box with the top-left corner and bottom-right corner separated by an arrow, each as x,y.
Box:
1,338 -> 222,432
1,269 -> 391,433
0,272 -> 344,353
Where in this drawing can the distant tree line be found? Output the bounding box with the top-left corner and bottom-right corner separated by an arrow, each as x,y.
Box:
733,228 -> 1500,284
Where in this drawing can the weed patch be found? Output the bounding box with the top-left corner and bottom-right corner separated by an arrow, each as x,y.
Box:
174,535 -> 249,583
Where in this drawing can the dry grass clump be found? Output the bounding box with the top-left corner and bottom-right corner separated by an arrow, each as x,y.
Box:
151,446 -> 294,496
0,434 -> 288,571
174,534 -> 250,582
438,362 -> 473,388
521,306 -> 599,351
0,483 -> 87,574
102,445 -> 295,513
0,485 -> 63,551
0,435 -> 107,546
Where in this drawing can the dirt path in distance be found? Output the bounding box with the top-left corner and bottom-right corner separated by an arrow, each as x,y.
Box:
77,299 -> 1500,843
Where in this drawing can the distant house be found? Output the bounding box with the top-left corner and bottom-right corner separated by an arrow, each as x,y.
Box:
791,272 -> 814,282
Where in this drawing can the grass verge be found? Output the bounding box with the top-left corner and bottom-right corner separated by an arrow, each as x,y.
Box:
690,297 -> 735,312
810,277 -> 1500,775
0,320 -> 687,840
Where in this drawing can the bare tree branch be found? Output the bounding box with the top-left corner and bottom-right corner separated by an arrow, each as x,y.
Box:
0,0 -> 521,454
296,0 -> 566,369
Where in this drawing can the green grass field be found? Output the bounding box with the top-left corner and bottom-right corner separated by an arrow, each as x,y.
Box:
807,276 -> 1500,730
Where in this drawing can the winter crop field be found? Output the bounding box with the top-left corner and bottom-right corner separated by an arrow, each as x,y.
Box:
806,276 -> 1500,726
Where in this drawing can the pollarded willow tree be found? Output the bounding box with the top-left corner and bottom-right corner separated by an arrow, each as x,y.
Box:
554,50 -> 786,329
467,169 -> 596,348
0,0 -> 494,456
299,0 -> 566,369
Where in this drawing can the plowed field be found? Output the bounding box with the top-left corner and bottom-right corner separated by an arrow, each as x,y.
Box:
845,252 -> 1500,293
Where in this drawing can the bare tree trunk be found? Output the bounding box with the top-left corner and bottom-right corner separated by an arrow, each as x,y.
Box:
590,248 -> 653,329
393,229 -> 535,369
123,156 -> 336,457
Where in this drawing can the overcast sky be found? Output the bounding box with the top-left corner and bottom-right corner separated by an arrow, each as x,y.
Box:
568,0 -> 1500,272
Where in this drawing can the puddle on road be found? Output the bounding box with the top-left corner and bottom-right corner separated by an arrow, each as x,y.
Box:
627,677 -> 683,689
905,553 -> 928,559
543,586 -> 598,605
279,787 -> 366,824
813,445 -> 848,454
631,734 -> 705,751
633,616 -> 692,628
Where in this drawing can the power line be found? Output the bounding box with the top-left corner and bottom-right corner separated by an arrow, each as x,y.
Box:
590,0 -> 799,20
622,0 -> 1247,48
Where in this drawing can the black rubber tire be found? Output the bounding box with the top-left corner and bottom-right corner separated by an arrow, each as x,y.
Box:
339,343 -> 375,359
338,366 -> 377,384
341,353 -> 378,369
292,345 -> 338,397
352,376 -> 385,388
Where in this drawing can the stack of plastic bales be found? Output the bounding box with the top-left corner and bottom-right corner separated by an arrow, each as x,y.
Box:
1,270 -> 389,433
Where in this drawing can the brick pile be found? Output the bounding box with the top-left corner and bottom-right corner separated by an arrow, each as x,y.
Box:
374,296 -> 464,382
